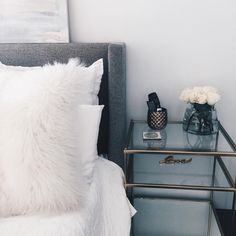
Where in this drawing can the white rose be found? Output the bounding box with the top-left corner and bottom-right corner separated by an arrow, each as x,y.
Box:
180,86 -> 220,105
207,92 -> 221,105
197,93 -> 207,104
179,88 -> 192,102
189,91 -> 198,103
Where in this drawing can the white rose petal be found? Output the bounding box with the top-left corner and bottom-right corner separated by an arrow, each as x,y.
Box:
179,88 -> 192,102
189,92 -> 198,103
197,93 -> 207,104
207,92 -> 221,105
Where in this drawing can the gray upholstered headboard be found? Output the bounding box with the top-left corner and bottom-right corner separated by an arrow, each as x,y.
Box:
0,43 -> 126,168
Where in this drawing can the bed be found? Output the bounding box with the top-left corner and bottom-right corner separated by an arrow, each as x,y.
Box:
0,43 -> 135,236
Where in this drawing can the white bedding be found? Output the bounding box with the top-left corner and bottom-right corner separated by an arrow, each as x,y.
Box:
0,157 -> 136,236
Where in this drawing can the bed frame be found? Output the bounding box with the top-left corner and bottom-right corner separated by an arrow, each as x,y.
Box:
0,43 -> 126,168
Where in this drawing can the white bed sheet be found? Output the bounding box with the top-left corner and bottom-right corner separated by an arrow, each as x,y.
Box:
0,157 -> 136,236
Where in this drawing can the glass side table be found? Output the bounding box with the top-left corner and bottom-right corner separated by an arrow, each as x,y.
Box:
124,120 -> 236,236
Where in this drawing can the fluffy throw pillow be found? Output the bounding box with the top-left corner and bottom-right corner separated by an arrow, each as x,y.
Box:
0,58 -> 103,216
0,58 -> 103,105
77,105 -> 104,184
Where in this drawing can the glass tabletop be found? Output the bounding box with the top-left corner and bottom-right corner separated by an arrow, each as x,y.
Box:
126,120 -> 236,156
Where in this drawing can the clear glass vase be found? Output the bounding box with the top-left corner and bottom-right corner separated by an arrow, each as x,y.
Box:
183,103 -> 219,135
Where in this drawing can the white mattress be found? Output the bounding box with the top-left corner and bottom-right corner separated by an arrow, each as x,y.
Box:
0,157 -> 136,236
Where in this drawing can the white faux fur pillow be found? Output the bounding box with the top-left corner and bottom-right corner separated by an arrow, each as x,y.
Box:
0,58 -> 103,216
0,59 -> 103,105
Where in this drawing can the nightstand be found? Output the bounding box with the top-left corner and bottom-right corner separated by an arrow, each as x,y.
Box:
124,120 -> 236,236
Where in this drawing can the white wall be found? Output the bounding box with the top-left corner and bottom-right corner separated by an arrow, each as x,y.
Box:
68,0 -> 236,139
68,0 -> 236,206
68,0 -> 236,184
68,0 -> 236,195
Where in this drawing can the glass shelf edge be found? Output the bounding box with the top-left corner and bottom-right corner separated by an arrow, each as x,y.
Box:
125,183 -> 236,192
124,149 -> 236,157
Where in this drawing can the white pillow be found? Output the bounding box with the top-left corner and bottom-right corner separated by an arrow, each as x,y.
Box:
77,105 -> 104,184
0,59 -> 103,216
0,58 -> 103,105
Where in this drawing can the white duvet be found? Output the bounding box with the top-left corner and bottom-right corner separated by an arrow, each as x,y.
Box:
0,158 -> 136,236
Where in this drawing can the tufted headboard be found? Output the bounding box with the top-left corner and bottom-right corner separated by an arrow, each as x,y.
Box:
0,43 -> 126,168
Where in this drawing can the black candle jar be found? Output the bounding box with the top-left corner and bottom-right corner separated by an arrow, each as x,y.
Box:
147,108 -> 168,130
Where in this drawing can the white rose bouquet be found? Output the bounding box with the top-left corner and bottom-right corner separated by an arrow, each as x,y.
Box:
179,86 -> 220,106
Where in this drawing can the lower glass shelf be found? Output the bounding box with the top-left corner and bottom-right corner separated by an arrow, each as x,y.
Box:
127,154 -> 233,199
132,198 -> 223,236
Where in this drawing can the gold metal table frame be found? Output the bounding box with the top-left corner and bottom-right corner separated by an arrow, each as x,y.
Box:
124,120 -> 236,203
